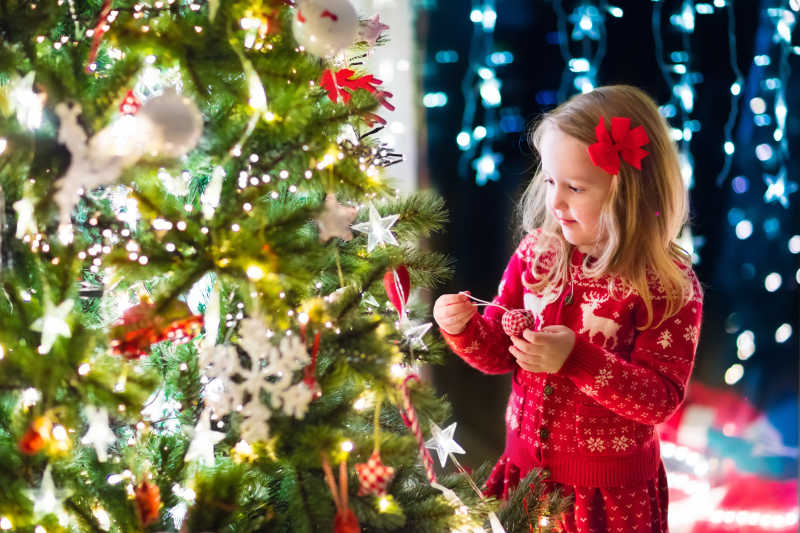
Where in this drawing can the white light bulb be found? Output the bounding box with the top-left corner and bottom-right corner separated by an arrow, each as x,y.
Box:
724,364 -> 744,385
764,272 -> 782,292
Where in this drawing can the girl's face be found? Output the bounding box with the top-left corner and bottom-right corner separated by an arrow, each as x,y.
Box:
540,125 -> 615,254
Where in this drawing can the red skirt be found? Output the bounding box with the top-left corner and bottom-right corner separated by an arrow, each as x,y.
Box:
484,455 -> 669,533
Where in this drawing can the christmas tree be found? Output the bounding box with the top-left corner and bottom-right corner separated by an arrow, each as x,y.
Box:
0,1 -> 566,531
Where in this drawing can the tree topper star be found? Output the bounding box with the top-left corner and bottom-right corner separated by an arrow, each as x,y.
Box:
316,193 -> 358,242
351,203 -> 400,253
81,406 -> 116,462
30,297 -> 73,354
184,409 -> 225,466
424,421 -> 465,468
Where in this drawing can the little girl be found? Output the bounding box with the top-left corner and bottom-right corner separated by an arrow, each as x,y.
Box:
433,85 -> 703,533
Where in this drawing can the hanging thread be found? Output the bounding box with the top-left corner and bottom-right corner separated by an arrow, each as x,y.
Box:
458,291 -> 510,312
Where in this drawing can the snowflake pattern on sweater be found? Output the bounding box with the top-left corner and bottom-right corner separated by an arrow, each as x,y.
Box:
441,230 -> 704,487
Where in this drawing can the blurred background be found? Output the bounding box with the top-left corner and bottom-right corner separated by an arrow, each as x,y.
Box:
357,0 -> 798,531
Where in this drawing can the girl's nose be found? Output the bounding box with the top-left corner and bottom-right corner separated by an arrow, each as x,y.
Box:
552,188 -> 567,209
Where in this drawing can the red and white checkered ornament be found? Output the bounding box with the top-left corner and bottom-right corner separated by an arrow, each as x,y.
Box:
120,90 -> 141,115
355,451 -> 395,496
501,309 -> 536,338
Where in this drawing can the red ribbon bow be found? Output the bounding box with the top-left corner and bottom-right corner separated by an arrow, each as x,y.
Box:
320,68 -> 395,112
587,117 -> 650,175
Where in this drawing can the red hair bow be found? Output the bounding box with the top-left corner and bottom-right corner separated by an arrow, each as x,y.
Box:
587,117 -> 650,175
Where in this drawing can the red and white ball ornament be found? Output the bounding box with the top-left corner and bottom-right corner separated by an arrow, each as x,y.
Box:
501,309 -> 536,338
292,0 -> 359,57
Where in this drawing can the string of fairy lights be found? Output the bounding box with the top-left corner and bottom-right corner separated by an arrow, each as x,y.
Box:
652,0 -> 699,193
458,0 -> 504,186
722,0 -> 798,392
714,0 -> 746,187
553,0 -> 613,100
423,1 -> 508,186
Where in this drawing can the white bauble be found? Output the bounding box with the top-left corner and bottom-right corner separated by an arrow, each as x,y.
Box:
137,87 -> 204,158
89,114 -> 155,161
292,0 -> 359,57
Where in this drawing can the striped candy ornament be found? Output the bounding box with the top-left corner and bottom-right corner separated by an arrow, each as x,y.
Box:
399,374 -> 437,484
501,309 -> 536,338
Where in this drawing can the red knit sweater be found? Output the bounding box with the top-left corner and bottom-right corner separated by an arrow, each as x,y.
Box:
441,230 -> 703,487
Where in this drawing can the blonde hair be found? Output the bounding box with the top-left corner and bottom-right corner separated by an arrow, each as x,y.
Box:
519,85 -> 696,329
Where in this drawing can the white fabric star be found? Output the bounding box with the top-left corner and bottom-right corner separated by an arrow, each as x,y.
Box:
81,406 -> 116,462
402,321 -> 433,351
359,14 -> 389,46
351,203 -> 399,252
362,292 -> 380,309
30,298 -> 72,354
425,421 -> 465,468
184,409 -> 225,466
316,193 -> 358,242
9,71 -> 44,130
28,465 -> 70,521
13,195 -> 36,238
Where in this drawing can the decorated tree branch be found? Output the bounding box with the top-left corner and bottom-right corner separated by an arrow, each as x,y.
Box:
0,1 -> 568,531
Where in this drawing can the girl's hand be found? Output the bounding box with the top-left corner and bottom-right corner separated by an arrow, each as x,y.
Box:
509,325 -> 576,373
433,292 -> 478,335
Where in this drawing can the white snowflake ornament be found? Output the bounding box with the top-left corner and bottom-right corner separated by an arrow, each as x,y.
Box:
198,319 -> 315,443
281,382 -> 316,418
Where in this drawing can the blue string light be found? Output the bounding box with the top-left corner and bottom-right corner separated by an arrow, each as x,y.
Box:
652,0 -> 699,192
758,3 -> 797,209
651,0 -> 711,267
714,1 -> 745,187
721,0 -> 799,390
454,0 -> 509,185
553,0 -> 613,101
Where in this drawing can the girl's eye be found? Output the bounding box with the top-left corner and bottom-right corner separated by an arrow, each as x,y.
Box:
569,186 -> 583,192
